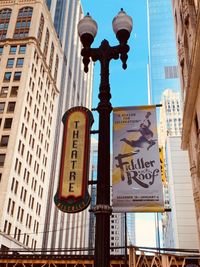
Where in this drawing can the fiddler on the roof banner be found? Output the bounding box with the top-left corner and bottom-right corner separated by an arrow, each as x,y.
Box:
54,106 -> 94,213
112,105 -> 164,212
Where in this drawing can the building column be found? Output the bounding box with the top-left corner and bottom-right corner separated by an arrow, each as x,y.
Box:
190,162 -> 200,249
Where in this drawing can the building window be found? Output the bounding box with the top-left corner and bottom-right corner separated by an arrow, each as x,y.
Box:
16,58 -> 24,68
10,46 -> 17,54
20,208 -> 24,223
19,45 -> 26,54
0,87 -> 8,97
17,207 -> 20,220
14,7 -> 33,39
7,198 -> 15,216
17,229 -> 21,241
0,135 -> 9,147
7,102 -> 15,112
0,154 -> 6,166
13,72 -> 21,81
3,72 -> 11,82
26,235 -> 29,246
43,29 -> 49,60
10,86 -> 18,96
37,14 -> 44,45
54,54 -> 59,82
14,180 -> 18,194
4,118 -> 12,129
14,227 -> 17,239
3,220 -> 7,233
0,102 -> 5,113
6,58 -> 14,68
0,46 -> 3,55
164,66 -> 179,79
0,9 -> 12,40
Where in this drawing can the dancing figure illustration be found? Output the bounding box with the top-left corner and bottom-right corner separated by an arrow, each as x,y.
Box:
120,112 -> 156,151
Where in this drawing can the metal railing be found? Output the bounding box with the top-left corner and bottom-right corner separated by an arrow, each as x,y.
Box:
0,246 -> 199,267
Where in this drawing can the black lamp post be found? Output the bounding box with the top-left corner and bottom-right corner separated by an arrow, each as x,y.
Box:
78,9 -> 132,267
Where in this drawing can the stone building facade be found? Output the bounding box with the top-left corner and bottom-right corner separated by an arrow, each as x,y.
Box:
0,0 -> 63,250
0,0 -> 93,252
172,0 -> 200,247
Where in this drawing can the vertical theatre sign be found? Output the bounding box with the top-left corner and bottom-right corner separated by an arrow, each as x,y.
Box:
112,105 -> 164,212
54,106 -> 93,213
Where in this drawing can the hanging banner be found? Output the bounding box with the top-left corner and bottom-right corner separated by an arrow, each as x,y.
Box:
159,146 -> 167,184
54,106 -> 94,213
112,105 -> 164,212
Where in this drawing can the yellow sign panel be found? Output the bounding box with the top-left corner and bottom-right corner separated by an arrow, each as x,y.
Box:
61,112 -> 86,197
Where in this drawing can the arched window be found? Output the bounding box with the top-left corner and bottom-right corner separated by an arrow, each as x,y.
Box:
54,55 -> 59,82
37,14 -> 44,45
43,29 -> 49,60
0,8 -> 12,40
14,7 -> 33,39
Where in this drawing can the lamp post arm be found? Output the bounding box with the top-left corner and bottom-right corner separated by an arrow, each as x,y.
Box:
81,39 -> 130,73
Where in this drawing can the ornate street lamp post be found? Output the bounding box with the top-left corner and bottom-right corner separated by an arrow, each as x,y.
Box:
78,9 -> 132,267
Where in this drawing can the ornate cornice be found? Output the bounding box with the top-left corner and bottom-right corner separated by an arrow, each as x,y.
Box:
0,0 -> 42,6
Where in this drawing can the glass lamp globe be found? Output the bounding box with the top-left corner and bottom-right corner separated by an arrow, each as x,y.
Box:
78,13 -> 98,48
112,8 -> 133,43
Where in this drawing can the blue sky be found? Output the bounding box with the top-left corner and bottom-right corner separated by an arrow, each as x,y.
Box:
81,0 -> 158,248
81,0 -> 149,109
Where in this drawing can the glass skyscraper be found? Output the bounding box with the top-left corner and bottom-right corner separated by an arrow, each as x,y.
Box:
147,0 -> 180,105
147,0 -> 181,248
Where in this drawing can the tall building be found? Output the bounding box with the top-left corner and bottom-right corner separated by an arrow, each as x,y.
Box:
147,0 -> 180,105
172,0 -> 200,248
110,213 -> 125,255
163,136 -> 198,249
41,0 -> 93,252
0,0 -> 63,250
159,89 -> 198,248
159,89 -> 183,147
126,214 -> 136,246
147,0 -> 199,249
0,0 -> 94,253
147,0 -> 181,248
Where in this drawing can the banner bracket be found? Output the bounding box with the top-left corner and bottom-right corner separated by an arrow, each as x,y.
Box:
90,130 -> 99,134
88,180 -> 98,185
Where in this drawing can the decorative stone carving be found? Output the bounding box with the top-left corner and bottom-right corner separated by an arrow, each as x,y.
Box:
182,1 -> 190,24
190,161 -> 197,176
178,41 -> 184,65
